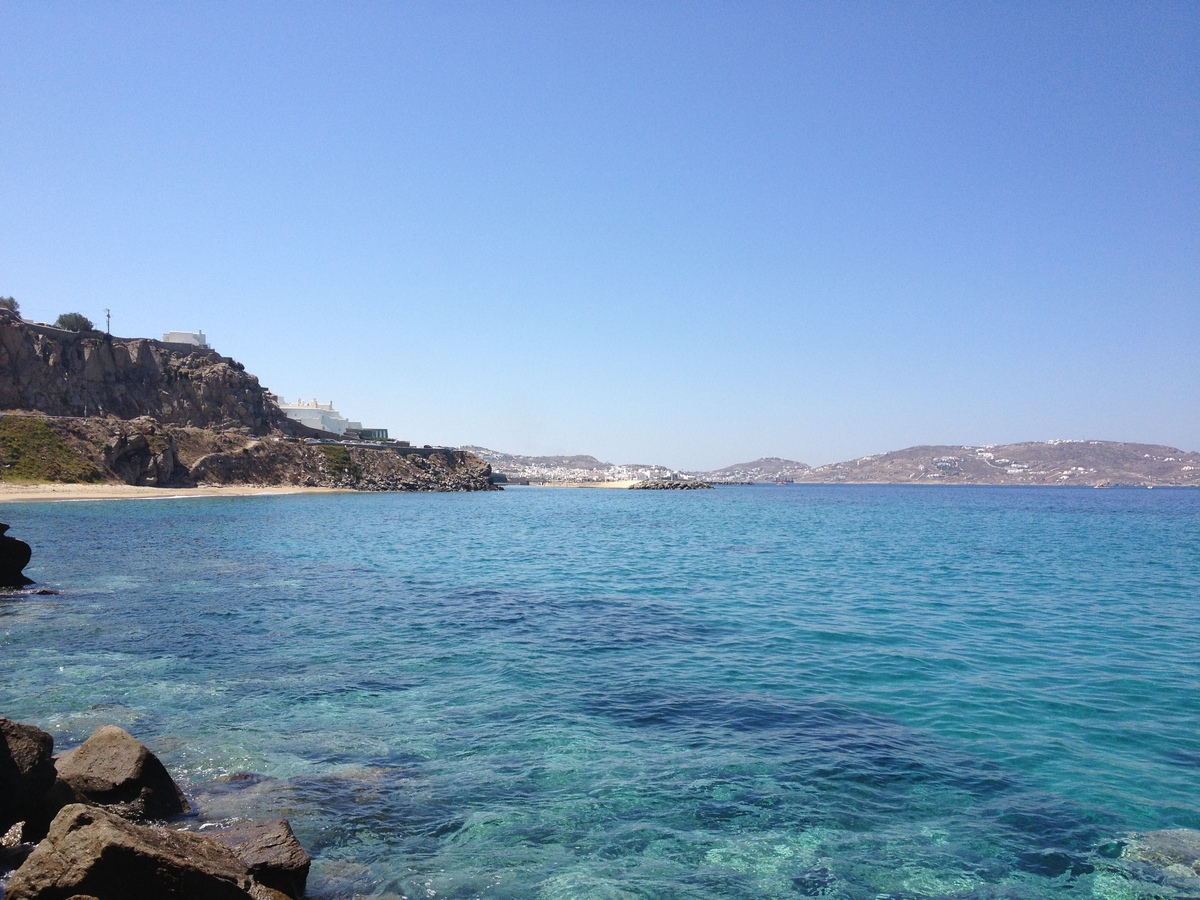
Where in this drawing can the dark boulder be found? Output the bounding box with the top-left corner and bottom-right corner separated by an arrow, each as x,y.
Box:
0,718 -> 56,834
0,523 -> 34,587
210,819 -> 311,899
53,725 -> 189,822
4,803 -> 265,900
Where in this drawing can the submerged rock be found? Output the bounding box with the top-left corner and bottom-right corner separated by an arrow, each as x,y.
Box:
53,725 -> 190,822
0,523 -> 34,587
1122,827 -> 1200,875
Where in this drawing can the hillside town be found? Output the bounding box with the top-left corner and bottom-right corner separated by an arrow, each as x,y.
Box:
459,447 -> 689,484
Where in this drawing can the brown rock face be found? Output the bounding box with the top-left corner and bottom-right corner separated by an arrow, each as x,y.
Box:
210,819 -> 311,899
102,419 -> 186,486
0,718 -> 55,832
4,804 -> 257,900
190,441 -> 499,492
53,725 -> 189,821
0,312 -> 289,435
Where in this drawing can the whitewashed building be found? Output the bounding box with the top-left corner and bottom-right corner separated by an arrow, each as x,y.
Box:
275,398 -> 362,436
162,330 -> 210,348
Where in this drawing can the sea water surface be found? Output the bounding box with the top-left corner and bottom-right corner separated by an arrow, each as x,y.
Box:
1,485 -> 1198,898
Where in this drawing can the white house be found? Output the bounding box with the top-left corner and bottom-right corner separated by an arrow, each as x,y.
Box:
275,398 -> 362,436
162,330 -> 210,348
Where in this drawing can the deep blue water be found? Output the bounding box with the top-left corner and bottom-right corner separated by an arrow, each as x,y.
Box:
1,485 -> 1198,898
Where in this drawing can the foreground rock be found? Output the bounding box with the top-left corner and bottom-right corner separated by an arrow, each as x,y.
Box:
53,725 -> 190,821
4,804 -> 287,900
0,523 -> 33,587
0,720 -> 311,899
0,718 -> 55,837
211,819 -> 311,898
629,480 -> 714,490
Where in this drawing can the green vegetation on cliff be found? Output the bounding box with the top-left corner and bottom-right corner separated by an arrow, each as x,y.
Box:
0,416 -> 103,483
318,443 -> 362,480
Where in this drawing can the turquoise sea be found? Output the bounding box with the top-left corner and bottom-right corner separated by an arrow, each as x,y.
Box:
1,485 -> 1198,898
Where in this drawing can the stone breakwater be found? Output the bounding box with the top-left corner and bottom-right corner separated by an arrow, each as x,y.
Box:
628,479 -> 714,490
0,717 -> 310,900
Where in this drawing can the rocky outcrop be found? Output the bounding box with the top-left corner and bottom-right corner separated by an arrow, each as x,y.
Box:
102,418 -> 186,487
629,480 -> 714,490
0,719 -> 56,837
2,415 -> 498,492
1,721 -> 310,900
3,804 -> 282,900
0,523 -> 34,587
210,819 -> 311,898
52,725 -> 190,822
0,311 -> 290,435
190,440 -> 498,492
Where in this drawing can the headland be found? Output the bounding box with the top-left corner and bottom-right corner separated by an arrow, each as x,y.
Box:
0,311 -> 496,494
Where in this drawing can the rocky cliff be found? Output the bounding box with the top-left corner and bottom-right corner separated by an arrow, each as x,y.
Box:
0,313 -> 497,492
0,310 -> 289,434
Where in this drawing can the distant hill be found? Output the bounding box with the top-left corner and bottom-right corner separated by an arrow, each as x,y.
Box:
701,457 -> 812,482
467,441 -> 1199,487
793,441 -> 1200,486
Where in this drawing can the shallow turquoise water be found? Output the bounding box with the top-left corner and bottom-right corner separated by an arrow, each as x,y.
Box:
1,485 -> 1198,898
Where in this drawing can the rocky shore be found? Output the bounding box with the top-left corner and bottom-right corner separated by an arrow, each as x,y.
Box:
0,414 -> 497,493
1,718 -> 310,899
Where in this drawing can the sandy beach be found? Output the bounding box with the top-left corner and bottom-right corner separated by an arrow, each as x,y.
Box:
0,482 -> 643,502
0,483 -> 351,503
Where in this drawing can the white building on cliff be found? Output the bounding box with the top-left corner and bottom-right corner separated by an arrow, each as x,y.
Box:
162,330 -> 210,348
275,398 -> 362,436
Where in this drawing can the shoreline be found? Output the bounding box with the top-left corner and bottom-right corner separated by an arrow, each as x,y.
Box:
1,481 -> 1192,503
533,480 -> 639,489
0,483 -> 352,503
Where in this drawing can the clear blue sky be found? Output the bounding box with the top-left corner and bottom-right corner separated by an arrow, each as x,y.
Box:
2,2 -> 1196,469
